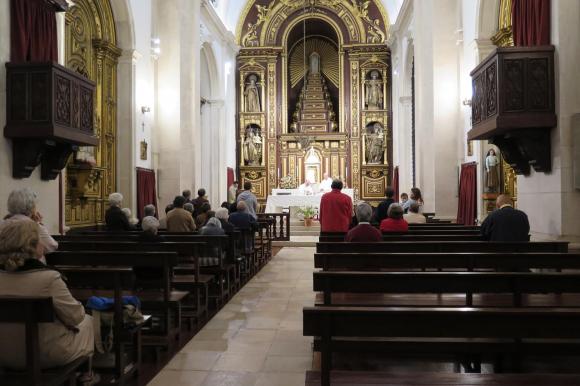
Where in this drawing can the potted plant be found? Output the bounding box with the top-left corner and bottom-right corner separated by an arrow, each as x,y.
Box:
297,206 -> 316,227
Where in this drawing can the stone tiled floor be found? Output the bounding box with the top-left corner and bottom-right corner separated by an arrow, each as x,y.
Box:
147,247 -> 316,386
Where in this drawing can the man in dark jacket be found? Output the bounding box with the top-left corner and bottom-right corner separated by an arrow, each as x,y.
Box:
228,201 -> 256,230
105,192 -> 133,231
481,194 -> 530,241
374,187 -> 395,224
192,189 -> 209,216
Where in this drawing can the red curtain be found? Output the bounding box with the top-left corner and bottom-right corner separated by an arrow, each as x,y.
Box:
457,163 -> 477,225
10,0 -> 58,63
227,167 -> 235,189
136,168 -> 158,220
512,0 -> 550,46
392,166 -> 399,202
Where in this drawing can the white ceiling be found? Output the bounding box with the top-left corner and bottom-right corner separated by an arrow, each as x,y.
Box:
214,0 -> 404,38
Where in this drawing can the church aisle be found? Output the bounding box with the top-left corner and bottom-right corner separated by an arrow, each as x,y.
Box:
148,247 -> 316,386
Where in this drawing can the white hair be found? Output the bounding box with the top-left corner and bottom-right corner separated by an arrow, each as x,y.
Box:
142,216 -> 160,233
144,204 -> 156,217
355,202 -> 373,222
108,192 -> 123,207
206,217 -> 222,228
215,208 -> 229,221
7,188 -> 37,216
121,208 -> 131,218
183,203 -> 194,213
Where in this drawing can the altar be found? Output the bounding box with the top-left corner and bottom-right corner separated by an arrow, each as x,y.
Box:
265,188 -> 354,214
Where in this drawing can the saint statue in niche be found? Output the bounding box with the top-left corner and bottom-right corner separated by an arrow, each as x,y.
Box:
243,127 -> 262,166
365,123 -> 385,164
309,52 -> 320,75
365,70 -> 383,110
485,148 -> 500,192
244,74 -> 261,112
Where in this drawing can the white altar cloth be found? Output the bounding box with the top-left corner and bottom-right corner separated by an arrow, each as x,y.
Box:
265,189 -> 354,213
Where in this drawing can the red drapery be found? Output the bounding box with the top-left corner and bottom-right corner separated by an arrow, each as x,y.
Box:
136,168 -> 158,220
392,166 -> 399,202
10,0 -> 58,63
512,0 -> 550,46
457,163 -> 477,225
227,167 -> 235,189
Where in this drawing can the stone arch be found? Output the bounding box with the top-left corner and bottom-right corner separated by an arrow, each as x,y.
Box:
201,42 -> 220,99
109,0 -> 135,50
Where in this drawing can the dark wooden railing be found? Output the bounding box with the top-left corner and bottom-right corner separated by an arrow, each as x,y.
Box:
258,213 -> 290,241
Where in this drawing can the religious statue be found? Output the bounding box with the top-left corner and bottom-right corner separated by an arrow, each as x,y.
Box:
485,148 -> 500,192
365,70 -> 383,110
365,123 -> 385,164
243,128 -> 262,166
309,52 -> 320,75
244,74 -> 261,112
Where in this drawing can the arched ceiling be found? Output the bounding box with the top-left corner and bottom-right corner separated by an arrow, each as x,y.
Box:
214,0 -> 403,36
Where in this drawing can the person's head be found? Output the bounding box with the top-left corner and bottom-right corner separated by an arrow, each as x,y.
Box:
400,193 -> 408,202
200,203 -> 211,214
237,200 -> 248,212
215,208 -> 229,222
197,188 -> 206,198
488,149 -> 496,156
0,220 -> 42,271
496,194 -> 513,208
173,196 -> 186,208
205,217 -> 222,229
121,208 -> 131,219
7,188 -> 38,217
331,179 -> 343,190
387,203 -> 404,220
243,181 -> 252,191
108,192 -> 123,208
165,204 -> 174,214
232,181 -> 238,188
323,172 -> 329,179
409,202 -> 420,214
182,190 -> 192,199
355,202 -> 373,223
221,201 -> 229,209
183,203 -> 194,213
385,187 -> 395,199
144,204 -> 156,217
410,188 -> 422,201
141,216 -> 160,235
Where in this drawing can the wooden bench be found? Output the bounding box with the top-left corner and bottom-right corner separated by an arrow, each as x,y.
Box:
320,234 -> 484,242
316,241 -> 569,253
46,251 -> 186,353
0,297 -> 89,386
57,266 -> 144,384
303,306 -> 580,386
313,271 -> 580,307
314,252 -> 580,271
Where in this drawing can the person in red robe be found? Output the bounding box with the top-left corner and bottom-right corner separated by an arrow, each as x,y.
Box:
319,180 -> 353,232
379,203 -> 409,232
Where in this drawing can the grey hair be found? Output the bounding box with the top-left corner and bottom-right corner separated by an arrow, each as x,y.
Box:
387,203 -> 404,220
183,203 -> 194,213
206,217 -> 222,228
144,204 -> 156,217
108,192 -> 123,207
237,200 -> 248,212
7,188 -> 38,216
121,208 -> 132,218
142,216 -> 160,233
215,208 -> 229,221
355,202 -> 373,222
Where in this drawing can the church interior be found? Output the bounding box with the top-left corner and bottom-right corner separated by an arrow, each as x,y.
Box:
1,0 -> 580,385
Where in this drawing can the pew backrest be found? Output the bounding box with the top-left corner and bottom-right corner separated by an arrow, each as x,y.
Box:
316,241 -> 569,253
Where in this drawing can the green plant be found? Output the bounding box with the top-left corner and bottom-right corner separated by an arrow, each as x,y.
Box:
296,206 -> 316,218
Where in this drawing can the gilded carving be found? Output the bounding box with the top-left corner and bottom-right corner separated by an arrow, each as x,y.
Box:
351,61 -> 359,137
267,62 -> 276,138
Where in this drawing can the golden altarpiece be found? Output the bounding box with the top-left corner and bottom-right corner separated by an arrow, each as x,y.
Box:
64,0 -> 120,226
236,0 -> 392,203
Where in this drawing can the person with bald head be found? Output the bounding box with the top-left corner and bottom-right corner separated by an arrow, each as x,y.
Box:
481,194 -> 530,241
228,200 -> 257,230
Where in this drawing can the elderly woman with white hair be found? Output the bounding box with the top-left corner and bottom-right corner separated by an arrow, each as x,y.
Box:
0,220 -> 95,379
3,188 -> 58,257
138,216 -> 166,242
345,202 -> 382,242
215,208 -> 235,233
199,218 -> 225,266
105,192 -> 133,231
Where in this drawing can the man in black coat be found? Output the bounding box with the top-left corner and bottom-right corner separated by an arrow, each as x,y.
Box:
374,187 -> 395,224
481,194 -> 530,242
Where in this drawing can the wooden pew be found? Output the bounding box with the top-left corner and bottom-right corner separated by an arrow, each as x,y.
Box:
303,306 -> 580,386
57,266 -> 144,384
0,297 -> 90,386
314,252 -> 580,271
313,271 -> 580,307
46,251 -> 185,352
320,234 -> 484,242
316,241 -> 569,253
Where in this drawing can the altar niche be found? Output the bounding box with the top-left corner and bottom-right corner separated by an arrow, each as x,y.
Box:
235,0 -> 391,204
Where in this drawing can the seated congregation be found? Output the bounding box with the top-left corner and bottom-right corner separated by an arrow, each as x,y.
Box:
0,184 -> 277,385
